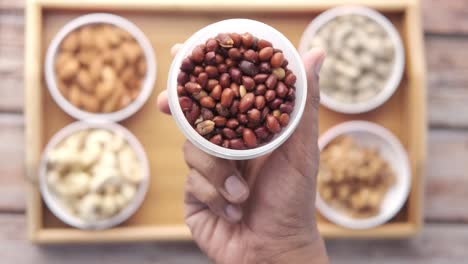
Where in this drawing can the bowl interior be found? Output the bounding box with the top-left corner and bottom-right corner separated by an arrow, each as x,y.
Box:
299,6 -> 405,114
45,13 -> 156,122
167,19 -> 307,160
317,121 -> 410,229
39,121 -> 150,230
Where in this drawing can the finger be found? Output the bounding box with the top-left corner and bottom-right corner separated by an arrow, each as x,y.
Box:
156,43 -> 183,115
185,168 -> 243,223
302,47 -> 325,104
171,43 -> 183,57
279,48 -> 325,175
183,141 -> 249,204
156,90 -> 171,115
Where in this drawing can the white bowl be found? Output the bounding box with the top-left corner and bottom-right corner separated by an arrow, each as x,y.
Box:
45,13 -> 156,122
167,19 -> 307,160
299,6 -> 405,114
317,121 -> 411,229
39,121 -> 150,230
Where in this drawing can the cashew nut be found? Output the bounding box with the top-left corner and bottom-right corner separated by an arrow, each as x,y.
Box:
101,195 -> 118,217
85,129 -> 113,149
63,171 -> 91,197
118,146 -> 143,184
90,166 -> 122,193
120,183 -> 137,203
78,193 -> 103,221
46,128 -> 143,222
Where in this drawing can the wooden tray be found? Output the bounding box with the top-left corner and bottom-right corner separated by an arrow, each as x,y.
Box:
25,0 -> 426,243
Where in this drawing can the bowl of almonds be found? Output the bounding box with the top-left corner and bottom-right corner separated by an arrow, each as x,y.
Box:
45,13 -> 156,121
168,19 -> 307,160
39,121 -> 150,229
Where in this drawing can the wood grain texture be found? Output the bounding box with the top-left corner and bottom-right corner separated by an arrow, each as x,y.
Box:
0,114 -> 25,212
0,214 -> 210,264
425,129 -> 468,222
36,0 -> 411,12
423,0 -> 468,35
1,213 -> 468,263
0,10 -> 24,111
327,223 -> 468,264
426,35 -> 468,128
0,0 -> 25,10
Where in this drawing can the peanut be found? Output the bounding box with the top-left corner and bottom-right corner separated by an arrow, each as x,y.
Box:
239,93 -> 255,113
258,47 -> 274,62
270,52 -> 284,68
266,115 -> 281,133
220,88 -> 234,108
242,128 -> 257,148
196,120 -> 215,135
177,32 -> 297,149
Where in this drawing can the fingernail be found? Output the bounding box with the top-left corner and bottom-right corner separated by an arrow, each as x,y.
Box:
315,53 -> 325,76
225,204 -> 242,222
224,175 -> 247,200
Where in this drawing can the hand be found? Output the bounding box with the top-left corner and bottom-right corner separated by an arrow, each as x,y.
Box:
157,44 -> 328,264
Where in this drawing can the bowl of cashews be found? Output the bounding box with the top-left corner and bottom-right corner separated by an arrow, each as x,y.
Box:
39,120 -> 149,229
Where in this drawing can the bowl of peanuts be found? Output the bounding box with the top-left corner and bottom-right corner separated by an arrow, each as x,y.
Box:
167,19 -> 307,160
299,6 -> 405,114
39,120 -> 150,229
316,121 -> 411,229
45,13 -> 156,121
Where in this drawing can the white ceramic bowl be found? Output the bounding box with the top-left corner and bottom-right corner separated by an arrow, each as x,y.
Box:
45,13 -> 156,122
299,6 -> 405,114
317,121 -> 411,229
39,121 -> 150,230
167,19 -> 307,160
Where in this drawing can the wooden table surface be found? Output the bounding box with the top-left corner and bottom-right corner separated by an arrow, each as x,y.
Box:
1,0 -> 467,263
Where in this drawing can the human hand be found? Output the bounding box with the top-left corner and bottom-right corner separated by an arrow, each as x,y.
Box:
157,44 -> 328,264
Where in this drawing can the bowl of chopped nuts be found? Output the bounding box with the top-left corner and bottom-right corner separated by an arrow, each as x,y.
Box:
299,6 -> 405,114
316,121 -> 410,229
38,120 -> 150,229
167,19 -> 307,160
45,13 -> 156,121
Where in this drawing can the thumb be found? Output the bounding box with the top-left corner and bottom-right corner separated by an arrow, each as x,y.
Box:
302,47 -> 325,107
279,48 -> 325,174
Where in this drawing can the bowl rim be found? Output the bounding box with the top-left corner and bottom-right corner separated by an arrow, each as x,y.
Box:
167,18 -> 307,160
38,120 -> 150,230
44,13 -> 157,122
299,6 -> 405,114
316,121 -> 411,229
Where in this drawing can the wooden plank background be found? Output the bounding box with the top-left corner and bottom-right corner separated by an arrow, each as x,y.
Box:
1,0 -> 467,262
